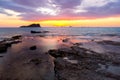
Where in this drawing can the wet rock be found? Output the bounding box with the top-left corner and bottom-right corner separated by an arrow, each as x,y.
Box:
91,39 -> 95,41
5,42 -> 12,47
62,38 -> 70,42
30,46 -> 37,50
48,48 -> 74,58
39,35 -> 46,37
11,40 -> 22,44
48,49 -> 65,58
71,46 -> 113,62
31,30 -> 49,34
31,30 -> 42,33
54,58 -> 114,80
6,40 -> 21,47
71,46 -> 86,53
70,46 -> 90,58
73,43 -> 83,46
12,35 -> 22,40
51,45 -> 119,80
5,40 -> 21,46
0,56 -> 3,57
101,34 -> 117,37
0,39 -> 22,53
49,45 -> 113,63
97,40 -> 120,46
48,49 -> 58,58
0,43 -> 7,53
97,70 -> 120,80
55,58 -> 82,70
29,58 -> 42,65
112,61 -> 120,66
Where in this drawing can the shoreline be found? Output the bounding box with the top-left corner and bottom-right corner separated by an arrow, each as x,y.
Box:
0,34 -> 120,80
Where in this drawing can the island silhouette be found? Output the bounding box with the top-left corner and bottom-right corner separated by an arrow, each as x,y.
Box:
20,24 -> 41,28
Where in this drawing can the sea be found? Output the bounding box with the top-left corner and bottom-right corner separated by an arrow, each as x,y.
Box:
0,27 -> 120,41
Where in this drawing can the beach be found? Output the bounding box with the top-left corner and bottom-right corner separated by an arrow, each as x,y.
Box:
0,27 -> 120,80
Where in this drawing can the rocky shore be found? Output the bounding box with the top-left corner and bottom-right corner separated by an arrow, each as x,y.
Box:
0,34 -> 120,80
0,35 -> 22,53
48,46 -> 120,80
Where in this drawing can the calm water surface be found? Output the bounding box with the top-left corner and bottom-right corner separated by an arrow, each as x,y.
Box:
0,27 -> 120,40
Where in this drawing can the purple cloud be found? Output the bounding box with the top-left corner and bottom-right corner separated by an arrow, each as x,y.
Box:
53,0 -> 82,8
80,0 -> 120,18
0,0 -> 33,13
0,0 -> 120,21
12,0 -> 49,8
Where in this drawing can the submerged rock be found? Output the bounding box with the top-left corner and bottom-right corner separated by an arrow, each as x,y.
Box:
0,56 -> 3,57
28,58 -> 42,65
48,49 -> 66,58
62,38 -> 70,42
48,48 -> 75,58
0,43 -> 7,53
30,46 -> 37,50
97,40 -> 120,46
31,30 -> 42,33
12,35 -> 22,40
0,40 -> 22,53
0,36 -> 22,53
31,30 -> 49,34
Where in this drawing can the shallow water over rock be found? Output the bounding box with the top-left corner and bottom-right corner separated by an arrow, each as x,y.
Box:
0,35 -> 120,80
97,64 -> 120,76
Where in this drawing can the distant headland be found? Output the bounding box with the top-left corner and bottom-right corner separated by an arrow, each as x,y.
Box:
20,24 -> 41,28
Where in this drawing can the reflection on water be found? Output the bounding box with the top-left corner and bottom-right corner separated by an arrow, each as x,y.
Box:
0,27 -> 120,80
3,35 -> 120,55
0,34 -> 120,79
0,27 -> 120,40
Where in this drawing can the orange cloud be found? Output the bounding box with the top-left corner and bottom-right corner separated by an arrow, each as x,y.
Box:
0,13 -> 120,27
40,16 -> 120,27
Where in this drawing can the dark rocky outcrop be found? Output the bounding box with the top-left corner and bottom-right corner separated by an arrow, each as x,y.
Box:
20,24 -> 41,28
0,40 -> 22,53
31,30 -> 49,34
97,40 -> 120,46
12,35 -> 22,40
0,43 -> 8,53
48,48 -> 75,58
30,46 -> 37,50
62,38 -> 70,42
48,45 -> 120,80
31,30 -> 42,33
0,35 -> 22,53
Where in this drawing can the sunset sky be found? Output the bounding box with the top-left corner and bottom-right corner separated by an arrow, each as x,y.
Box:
0,0 -> 120,27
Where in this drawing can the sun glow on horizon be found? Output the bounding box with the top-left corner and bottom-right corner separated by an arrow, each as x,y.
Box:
0,0 -> 120,27
40,17 -> 120,27
0,13 -> 120,27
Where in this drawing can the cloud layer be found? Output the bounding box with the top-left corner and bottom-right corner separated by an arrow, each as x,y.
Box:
0,0 -> 120,21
